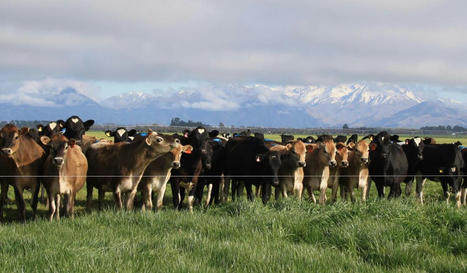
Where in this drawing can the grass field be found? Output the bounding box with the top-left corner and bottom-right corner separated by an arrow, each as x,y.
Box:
0,133 -> 465,272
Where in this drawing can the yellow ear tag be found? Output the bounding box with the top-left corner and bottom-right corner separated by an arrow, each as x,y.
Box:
439,170 -> 444,173
38,127 -> 42,132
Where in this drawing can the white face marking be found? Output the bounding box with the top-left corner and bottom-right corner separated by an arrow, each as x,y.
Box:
197,128 -> 205,134
128,136 -> 134,141
451,167 -> 456,172
414,137 -> 421,146
49,122 -> 57,130
116,129 -> 126,137
71,118 -> 79,123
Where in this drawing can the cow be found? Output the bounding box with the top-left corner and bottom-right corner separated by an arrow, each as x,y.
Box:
138,143 -> 192,211
301,138 -> 337,204
193,137 -> 226,207
415,143 -> 464,207
224,136 -> 282,204
461,148 -> 466,206
339,139 -> 370,202
0,124 -> 46,221
401,137 -> 424,196
280,134 -> 294,144
63,115 -> 94,141
105,128 -> 137,143
41,134 -> 88,221
346,134 -> 358,147
37,120 -> 65,137
272,140 -> 308,200
326,142 -> 349,202
254,132 -> 264,140
298,136 -> 316,144
85,131 -> 178,210
170,127 -> 211,211
334,135 -> 347,144
423,137 -> 436,145
369,132 -> 408,199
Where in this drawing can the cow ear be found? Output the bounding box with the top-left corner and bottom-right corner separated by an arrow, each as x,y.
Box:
182,145 -> 193,154
37,124 -> 44,132
148,129 -> 157,135
19,127 -> 29,135
128,129 -> 137,136
336,143 -> 345,150
286,143 -> 293,151
306,144 -> 316,153
83,120 -> 94,131
40,136 -> 51,145
57,120 -> 65,129
105,130 -> 113,137
145,135 -> 152,146
347,142 -> 356,149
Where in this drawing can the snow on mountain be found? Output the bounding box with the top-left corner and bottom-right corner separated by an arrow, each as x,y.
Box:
0,83 -> 464,128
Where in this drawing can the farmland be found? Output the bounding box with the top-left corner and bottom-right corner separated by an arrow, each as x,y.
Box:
0,133 -> 465,273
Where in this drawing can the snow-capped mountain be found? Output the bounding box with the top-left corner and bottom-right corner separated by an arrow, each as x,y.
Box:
0,83 -> 465,128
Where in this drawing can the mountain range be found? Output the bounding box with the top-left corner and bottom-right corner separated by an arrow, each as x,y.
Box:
0,84 -> 465,128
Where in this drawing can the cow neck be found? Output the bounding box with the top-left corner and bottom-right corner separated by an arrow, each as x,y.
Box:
122,138 -> 159,174
11,135 -> 45,168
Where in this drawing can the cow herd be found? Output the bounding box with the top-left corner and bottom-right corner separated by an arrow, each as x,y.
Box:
0,115 -> 466,222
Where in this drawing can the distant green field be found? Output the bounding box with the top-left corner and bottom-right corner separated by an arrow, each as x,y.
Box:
0,131 -> 465,272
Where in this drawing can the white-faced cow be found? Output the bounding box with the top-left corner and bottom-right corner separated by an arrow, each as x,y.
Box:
37,120 -> 65,137
105,128 -> 137,143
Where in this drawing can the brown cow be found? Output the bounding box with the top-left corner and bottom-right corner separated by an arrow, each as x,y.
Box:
42,134 -> 88,220
339,140 -> 370,202
85,131 -> 178,210
138,144 -> 192,211
0,125 -> 46,220
326,142 -> 349,202
301,139 -> 337,204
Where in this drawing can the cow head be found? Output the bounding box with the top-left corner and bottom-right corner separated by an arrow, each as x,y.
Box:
336,142 -> 349,168
256,150 -> 282,186
170,144 -> 193,169
63,115 -> 94,141
105,128 -> 137,143
355,140 -> 370,166
410,137 -> 424,160
200,140 -> 214,170
144,131 -> 180,159
0,124 -> 21,156
40,134 -> 69,166
37,120 -> 65,137
319,139 -> 337,167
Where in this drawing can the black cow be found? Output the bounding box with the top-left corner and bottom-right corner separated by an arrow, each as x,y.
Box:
254,132 -> 264,140
37,120 -> 65,137
346,134 -> 358,146
170,127 -> 210,211
280,134 -> 294,144
298,136 -> 316,144
194,137 -> 226,206
415,144 -> 464,207
369,131 -> 408,199
105,128 -> 137,143
461,148 -> 466,205
63,115 -> 94,141
274,146 -> 301,200
390,135 -> 400,143
224,137 -> 281,204
334,135 -> 347,143
401,137 -> 424,196
317,134 -> 333,143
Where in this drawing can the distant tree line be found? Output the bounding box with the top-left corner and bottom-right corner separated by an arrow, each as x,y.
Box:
420,125 -> 466,132
170,117 -> 210,128
0,120 -> 49,128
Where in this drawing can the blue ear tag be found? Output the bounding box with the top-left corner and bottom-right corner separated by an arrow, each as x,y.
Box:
140,133 -> 148,137
213,138 -> 222,142
60,128 -> 66,133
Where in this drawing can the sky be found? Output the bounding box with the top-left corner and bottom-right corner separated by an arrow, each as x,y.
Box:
1,0 -> 467,103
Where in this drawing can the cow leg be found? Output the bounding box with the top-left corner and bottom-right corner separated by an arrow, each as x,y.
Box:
205,184 -> 213,207
67,193 -> 76,219
0,182 -> 8,220
261,183 -> 272,204
14,186 -> 26,221
331,181 -> 338,202
48,191 -> 56,222
194,182 -> 204,206
156,183 -> 168,211
231,180 -> 237,201
31,182 -> 40,220
415,175 -> 427,204
360,179 -> 369,202
125,188 -> 138,210
171,181 -> 180,209
141,183 -> 152,211
86,183 -> 93,211
405,179 -> 413,197
319,168 -> 330,205
375,182 -> 385,198
441,180 -> 449,201
221,176 -> 229,203
294,181 -> 303,200
179,188 -> 186,210
274,186 -> 280,200
98,189 -> 105,210
245,183 -> 254,201
211,180 -> 220,205
114,191 -> 123,210
55,194 -> 61,221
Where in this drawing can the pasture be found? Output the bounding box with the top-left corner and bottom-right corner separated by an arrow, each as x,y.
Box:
0,133 -> 465,272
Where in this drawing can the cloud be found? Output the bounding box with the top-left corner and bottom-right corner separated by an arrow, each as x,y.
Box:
0,0 -> 466,90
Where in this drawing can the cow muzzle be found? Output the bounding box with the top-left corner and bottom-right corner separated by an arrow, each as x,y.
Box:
329,160 -> 337,167
272,178 -> 280,187
361,158 -> 369,165
172,161 -> 181,169
298,161 -> 306,167
341,161 -> 349,168
1,148 -> 13,156
417,154 -> 423,160
53,157 -> 64,166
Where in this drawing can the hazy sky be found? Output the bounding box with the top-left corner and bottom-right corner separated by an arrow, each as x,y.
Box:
1,0 -> 466,101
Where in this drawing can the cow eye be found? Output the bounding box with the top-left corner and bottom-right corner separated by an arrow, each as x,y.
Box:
175,139 -> 180,144
156,137 -> 163,143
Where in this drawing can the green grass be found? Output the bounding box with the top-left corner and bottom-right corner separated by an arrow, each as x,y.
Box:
0,132 -> 465,272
